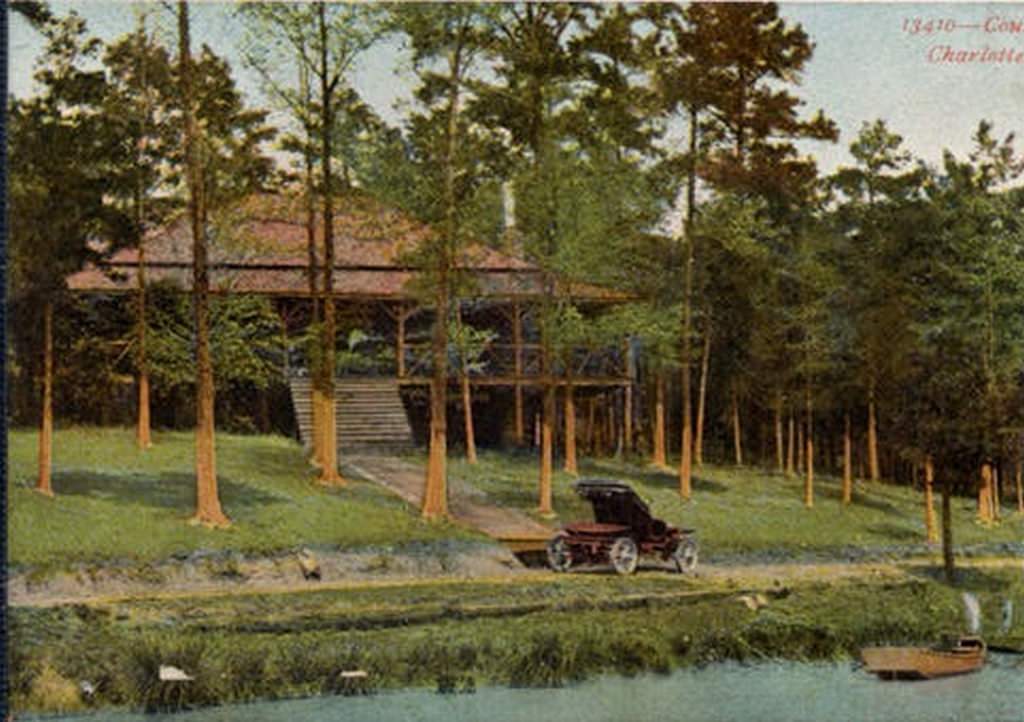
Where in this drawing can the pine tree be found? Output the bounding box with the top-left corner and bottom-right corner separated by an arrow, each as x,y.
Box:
391,4 -> 503,518
237,2 -> 382,485
9,11 -> 131,496
178,0 -> 227,526
102,11 -> 177,450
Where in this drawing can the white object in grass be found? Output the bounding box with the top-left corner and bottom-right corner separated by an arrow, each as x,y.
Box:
159,665 -> 194,682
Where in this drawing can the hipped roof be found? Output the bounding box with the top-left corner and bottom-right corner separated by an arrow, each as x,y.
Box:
67,192 -> 623,302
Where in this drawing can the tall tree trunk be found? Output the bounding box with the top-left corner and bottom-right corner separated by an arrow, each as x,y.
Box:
652,372 -> 666,467
773,393 -> 784,473
301,52 -> 324,469
311,385 -> 326,468
694,325 -> 711,469
135,226 -> 152,450
804,385 -> 814,509
538,382 -> 555,516
316,2 -> 343,486
460,373 -> 476,465
978,462 -> 994,523
424,40 -> 467,518
1016,458 -> 1023,514
564,381 -> 577,475
678,107 -> 698,500
456,306 -> 477,465
180,1 -> 228,527
941,472 -> 955,583
867,379 -> 880,482
786,412 -> 795,476
797,417 -> 805,475
731,387 -> 743,466
36,301 -> 54,497
842,412 -> 853,505
423,294 -> 448,516
134,14 -> 152,451
993,465 -> 1001,519
924,456 -> 938,543
259,392 -> 270,434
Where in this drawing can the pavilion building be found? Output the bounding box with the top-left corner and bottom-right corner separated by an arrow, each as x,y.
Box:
68,192 -> 635,452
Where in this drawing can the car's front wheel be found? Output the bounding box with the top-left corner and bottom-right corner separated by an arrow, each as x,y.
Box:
609,537 -> 638,575
672,537 -> 698,574
546,535 -> 573,572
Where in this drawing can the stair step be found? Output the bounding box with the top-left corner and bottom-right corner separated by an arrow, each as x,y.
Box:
289,377 -> 414,450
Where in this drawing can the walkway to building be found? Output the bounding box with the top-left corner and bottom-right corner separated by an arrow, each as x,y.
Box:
345,454 -> 552,550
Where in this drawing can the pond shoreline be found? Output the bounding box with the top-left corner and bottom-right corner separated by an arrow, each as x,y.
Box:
17,655 -> 1024,722
10,561 -> 1023,717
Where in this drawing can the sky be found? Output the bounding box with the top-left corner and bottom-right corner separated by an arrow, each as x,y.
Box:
8,1 -> 1024,176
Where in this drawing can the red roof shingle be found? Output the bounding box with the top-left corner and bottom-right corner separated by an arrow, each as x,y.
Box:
68,192 -> 623,301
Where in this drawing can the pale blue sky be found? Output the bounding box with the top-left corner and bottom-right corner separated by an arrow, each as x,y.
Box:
9,2 -> 1024,175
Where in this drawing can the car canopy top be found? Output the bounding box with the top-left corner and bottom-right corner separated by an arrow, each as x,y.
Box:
573,479 -> 654,527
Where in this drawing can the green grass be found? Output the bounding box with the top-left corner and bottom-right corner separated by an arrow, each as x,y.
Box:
104,574 -> 709,630
447,450 -> 1024,558
7,427 -> 478,569
12,569 -> 1024,713
9,427 -> 1023,570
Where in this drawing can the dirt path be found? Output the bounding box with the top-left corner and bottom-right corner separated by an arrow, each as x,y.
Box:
11,555 -> 1022,610
6,544 -> 534,608
346,454 -> 553,543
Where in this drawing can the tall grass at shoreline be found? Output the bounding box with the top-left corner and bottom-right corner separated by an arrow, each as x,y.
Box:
11,571 -> 1023,715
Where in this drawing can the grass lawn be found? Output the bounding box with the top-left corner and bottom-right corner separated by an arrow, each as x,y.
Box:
446,450 -> 1024,558
7,427 -> 477,569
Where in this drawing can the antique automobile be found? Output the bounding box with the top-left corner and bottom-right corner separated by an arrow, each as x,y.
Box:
546,479 -> 697,575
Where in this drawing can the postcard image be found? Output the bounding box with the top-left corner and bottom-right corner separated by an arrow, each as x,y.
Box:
5,2 -> 1024,721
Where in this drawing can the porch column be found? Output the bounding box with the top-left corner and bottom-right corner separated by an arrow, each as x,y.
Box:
623,340 -> 633,453
397,304 -> 407,378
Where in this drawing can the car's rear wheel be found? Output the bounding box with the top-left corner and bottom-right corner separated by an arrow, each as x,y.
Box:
546,535 -> 573,572
672,537 -> 698,574
609,537 -> 638,575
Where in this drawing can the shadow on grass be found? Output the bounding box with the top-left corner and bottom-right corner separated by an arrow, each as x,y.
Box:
52,471 -> 284,511
864,522 -> 921,541
580,463 -> 727,495
816,485 -> 902,515
226,443 -> 309,478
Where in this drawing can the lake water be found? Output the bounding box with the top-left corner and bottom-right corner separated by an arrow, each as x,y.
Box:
51,657 -> 1024,722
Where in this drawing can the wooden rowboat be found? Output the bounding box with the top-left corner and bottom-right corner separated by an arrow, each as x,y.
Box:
861,636 -> 986,680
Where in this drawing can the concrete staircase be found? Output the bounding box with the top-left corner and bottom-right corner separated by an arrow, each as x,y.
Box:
288,377 -> 414,453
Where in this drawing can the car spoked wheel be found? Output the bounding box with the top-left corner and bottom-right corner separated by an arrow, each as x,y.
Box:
672,537 -> 698,574
609,537 -> 638,575
546,535 -> 573,572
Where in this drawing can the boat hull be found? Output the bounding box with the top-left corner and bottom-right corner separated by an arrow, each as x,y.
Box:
861,644 -> 985,680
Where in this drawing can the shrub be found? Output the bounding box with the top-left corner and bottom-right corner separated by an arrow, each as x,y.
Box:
25,663 -> 84,713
